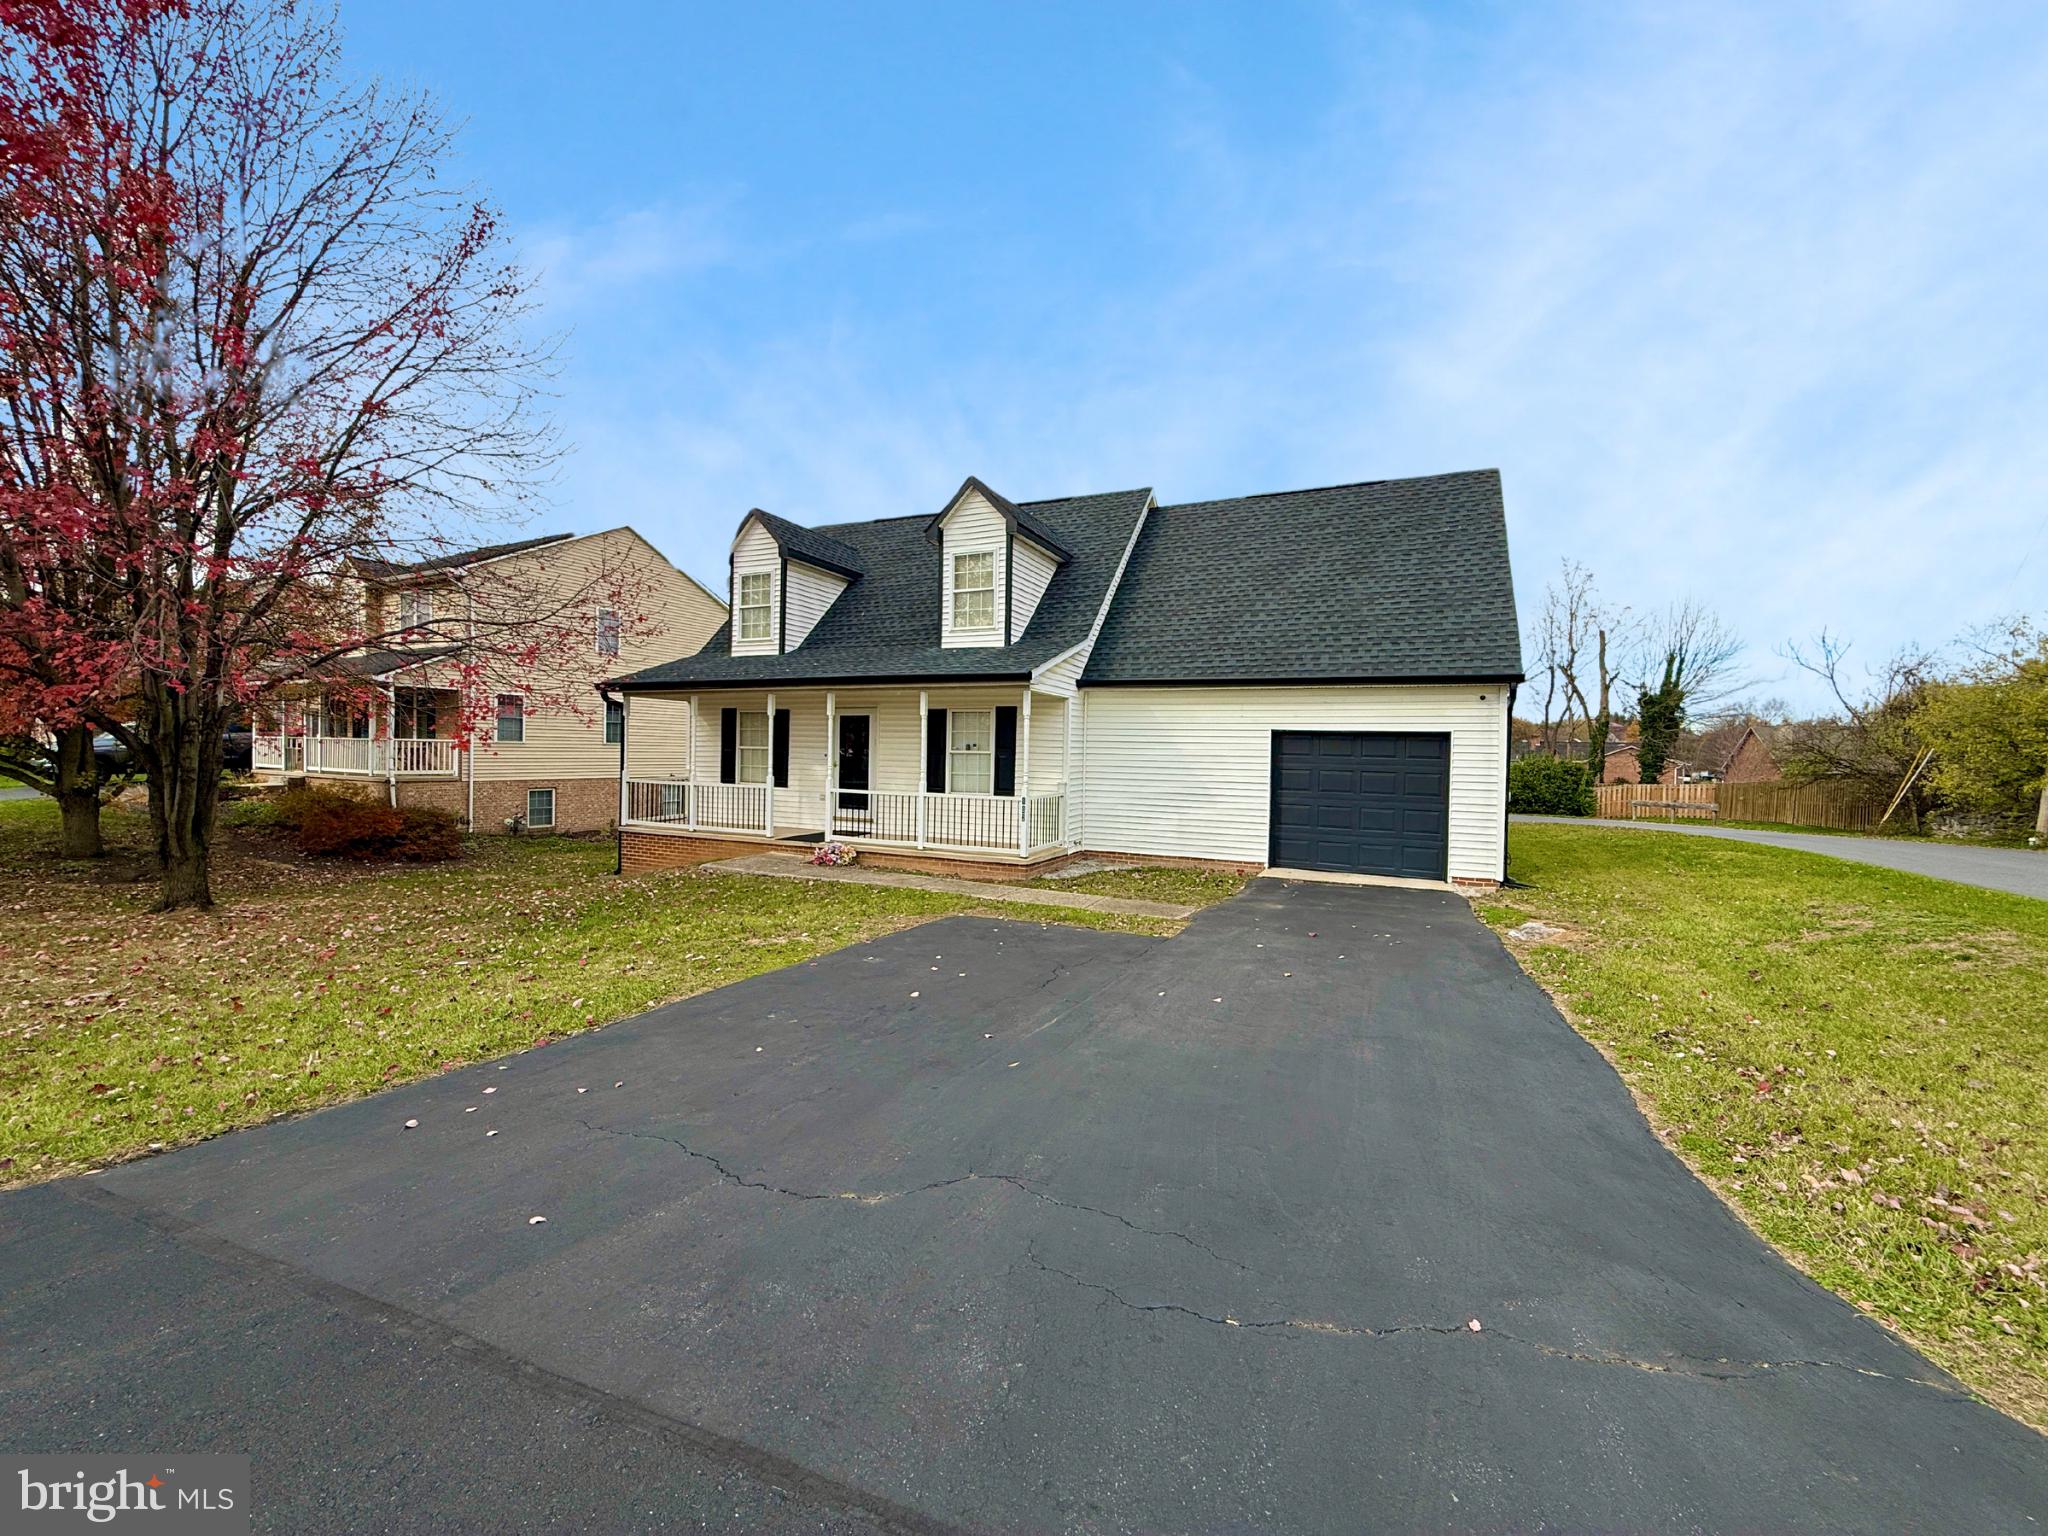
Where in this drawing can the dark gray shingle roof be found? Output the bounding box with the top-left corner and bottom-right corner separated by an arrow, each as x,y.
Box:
350,532 -> 573,579
744,510 -> 865,578
614,488 -> 1153,688
1081,470 -> 1522,684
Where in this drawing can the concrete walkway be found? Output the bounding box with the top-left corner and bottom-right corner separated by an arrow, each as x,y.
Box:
1514,814 -> 2048,901
701,851 -> 1198,919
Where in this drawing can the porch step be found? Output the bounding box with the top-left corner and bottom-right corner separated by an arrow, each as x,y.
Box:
696,853 -> 1195,920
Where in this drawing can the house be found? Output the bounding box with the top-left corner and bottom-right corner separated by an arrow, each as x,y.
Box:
1604,719 -> 1784,786
607,470 -> 1521,887
252,528 -> 726,833
1602,741 -> 1675,786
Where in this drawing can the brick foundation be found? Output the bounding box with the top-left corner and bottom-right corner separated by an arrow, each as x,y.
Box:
293,774 -> 621,834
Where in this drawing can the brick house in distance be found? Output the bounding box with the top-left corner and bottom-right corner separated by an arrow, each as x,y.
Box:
1603,720 -> 1783,785
254,529 -> 726,833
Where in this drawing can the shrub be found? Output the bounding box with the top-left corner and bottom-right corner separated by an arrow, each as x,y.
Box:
265,786 -> 462,861
1509,755 -> 1596,816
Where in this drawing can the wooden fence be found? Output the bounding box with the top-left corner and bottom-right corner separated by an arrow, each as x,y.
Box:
1590,780 -> 1882,832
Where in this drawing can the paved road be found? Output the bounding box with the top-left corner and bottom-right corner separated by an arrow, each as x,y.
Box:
1516,813 -> 2048,900
4,884 -> 2043,1531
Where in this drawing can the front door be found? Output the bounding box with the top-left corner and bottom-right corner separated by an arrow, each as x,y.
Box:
837,714 -> 871,820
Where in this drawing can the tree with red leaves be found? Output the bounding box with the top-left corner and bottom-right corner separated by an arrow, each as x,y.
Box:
0,0 -> 598,908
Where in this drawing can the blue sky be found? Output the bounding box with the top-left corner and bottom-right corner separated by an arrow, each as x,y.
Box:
344,1 -> 2047,709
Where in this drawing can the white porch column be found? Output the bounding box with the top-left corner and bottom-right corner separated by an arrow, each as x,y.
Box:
824,692 -> 837,839
616,693 -> 630,827
916,691 -> 929,849
687,696 -> 699,831
765,693 -> 777,836
1064,693 -> 1078,846
1017,688 -> 1032,854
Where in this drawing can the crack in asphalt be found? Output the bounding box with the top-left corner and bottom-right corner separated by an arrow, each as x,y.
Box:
573,1118 -> 1971,1405
1021,1248 -> 1975,1402
573,1118 -> 1252,1269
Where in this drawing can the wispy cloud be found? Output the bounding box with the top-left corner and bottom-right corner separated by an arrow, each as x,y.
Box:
529,3 -> 2048,705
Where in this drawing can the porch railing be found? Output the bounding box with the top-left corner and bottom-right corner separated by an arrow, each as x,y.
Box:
622,780 -> 1070,856
253,734 -> 459,778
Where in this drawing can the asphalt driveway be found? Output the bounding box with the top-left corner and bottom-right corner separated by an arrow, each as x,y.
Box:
1516,812 -> 2048,900
5,882 -> 2044,1531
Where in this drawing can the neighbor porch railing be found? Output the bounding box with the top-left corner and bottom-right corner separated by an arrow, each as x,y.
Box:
252,734 -> 459,778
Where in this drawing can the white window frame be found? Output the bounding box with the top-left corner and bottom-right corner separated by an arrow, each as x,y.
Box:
947,708 -> 994,795
396,587 -> 433,633
525,787 -> 555,829
495,693 -> 525,744
735,709 -> 770,785
595,606 -> 621,657
951,551 -> 996,631
603,697 -> 623,744
737,572 -> 773,642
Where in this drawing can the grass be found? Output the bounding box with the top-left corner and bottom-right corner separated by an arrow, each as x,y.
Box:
1712,818 -> 2040,848
0,797 -> 1188,1184
1480,821 -> 2048,1428
1028,863 -> 1251,907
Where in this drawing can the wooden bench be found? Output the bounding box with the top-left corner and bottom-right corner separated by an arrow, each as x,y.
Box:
1629,797 -> 1718,821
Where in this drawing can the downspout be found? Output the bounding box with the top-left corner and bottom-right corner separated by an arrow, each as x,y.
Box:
383,682 -> 398,808
1502,681 -> 1518,886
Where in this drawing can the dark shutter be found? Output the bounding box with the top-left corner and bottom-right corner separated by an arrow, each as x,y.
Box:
719,708 -> 737,783
772,708 -> 791,787
925,708 -> 948,792
993,706 -> 1018,796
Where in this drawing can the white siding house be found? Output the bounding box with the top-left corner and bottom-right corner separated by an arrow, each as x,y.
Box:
613,470 -> 1521,886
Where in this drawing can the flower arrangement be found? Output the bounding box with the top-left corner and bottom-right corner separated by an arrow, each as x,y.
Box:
809,841 -> 859,867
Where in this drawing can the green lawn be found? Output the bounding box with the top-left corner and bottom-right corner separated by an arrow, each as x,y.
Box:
1482,821 -> 2048,1428
0,798 -> 1192,1183
1029,863 -> 1251,907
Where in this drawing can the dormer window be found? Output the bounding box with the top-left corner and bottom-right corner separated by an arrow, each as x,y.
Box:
737,571 -> 772,641
951,551 -> 995,631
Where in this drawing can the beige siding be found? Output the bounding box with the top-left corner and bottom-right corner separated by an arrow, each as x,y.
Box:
938,490 -> 1008,648
730,520 -> 781,656
1080,684 -> 1509,882
1010,537 -> 1058,641
624,694 -> 692,779
466,527 -> 725,783
784,560 -> 847,649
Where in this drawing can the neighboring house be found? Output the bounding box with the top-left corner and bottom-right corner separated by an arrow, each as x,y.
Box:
1711,721 -> 1784,783
253,528 -> 725,833
607,470 -> 1522,886
1602,742 -> 1676,786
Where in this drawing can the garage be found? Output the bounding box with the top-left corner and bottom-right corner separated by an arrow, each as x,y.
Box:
1269,731 -> 1450,878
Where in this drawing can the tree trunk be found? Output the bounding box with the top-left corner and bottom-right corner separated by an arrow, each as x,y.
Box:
53,724 -> 104,859
143,688 -> 225,912
1586,629 -> 1613,782
2036,773 -> 2048,839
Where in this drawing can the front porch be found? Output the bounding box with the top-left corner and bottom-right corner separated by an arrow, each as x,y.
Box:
252,688 -> 463,781
618,685 -> 1076,861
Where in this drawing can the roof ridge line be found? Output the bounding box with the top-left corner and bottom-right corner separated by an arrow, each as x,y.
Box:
1156,469 -> 1498,511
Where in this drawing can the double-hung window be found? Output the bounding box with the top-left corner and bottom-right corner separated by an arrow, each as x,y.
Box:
595,607 -> 621,656
737,572 -> 772,642
735,710 -> 770,783
495,693 -> 525,744
604,698 -> 624,744
951,551 -> 995,631
396,587 -> 433,633
948,709 -> 993,794
525,788 -> 555,829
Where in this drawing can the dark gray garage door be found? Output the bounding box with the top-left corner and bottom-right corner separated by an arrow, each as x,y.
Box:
1270,732 -> 1450,878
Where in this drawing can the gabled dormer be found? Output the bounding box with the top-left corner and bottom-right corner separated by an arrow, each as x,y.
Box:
728,509 -> 864,656
925,477 -> 1071,649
